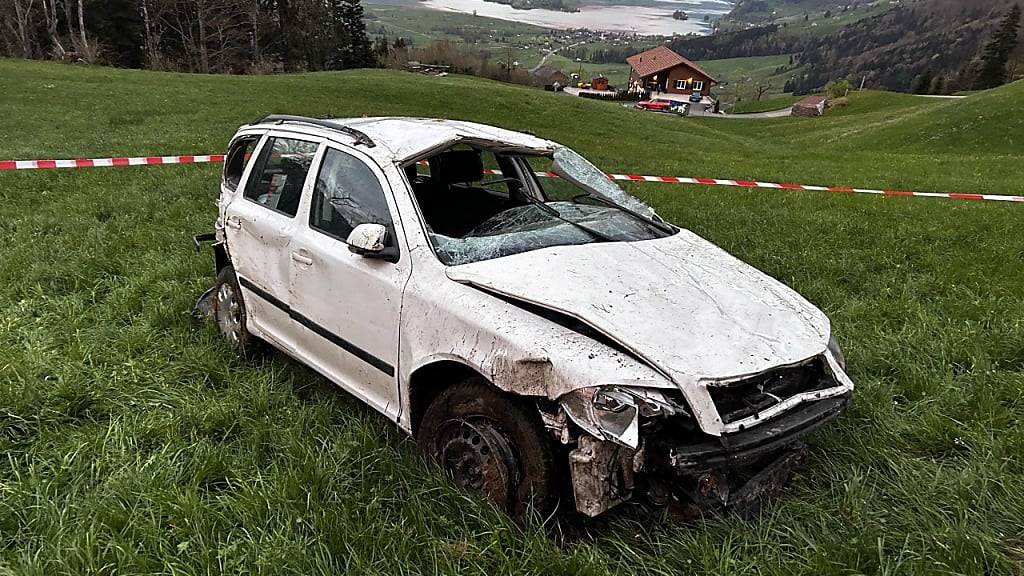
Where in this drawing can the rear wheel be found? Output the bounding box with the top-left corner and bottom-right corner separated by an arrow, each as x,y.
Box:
213,266 -> 260,357
417,378 -> 557,520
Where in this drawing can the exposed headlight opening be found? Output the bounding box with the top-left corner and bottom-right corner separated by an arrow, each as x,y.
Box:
561,386 -> 687,449
592,388 -> 639,444
828,334 -> 846,370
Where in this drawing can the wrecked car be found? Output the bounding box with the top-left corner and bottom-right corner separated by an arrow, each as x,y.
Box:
194,115 -> 854,519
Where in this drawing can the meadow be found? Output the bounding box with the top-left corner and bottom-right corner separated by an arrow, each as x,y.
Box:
0,59 -> 1022,575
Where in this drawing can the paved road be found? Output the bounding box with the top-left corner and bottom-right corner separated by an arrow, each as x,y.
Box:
690,107 -> 794,119
530,40 -> 587,73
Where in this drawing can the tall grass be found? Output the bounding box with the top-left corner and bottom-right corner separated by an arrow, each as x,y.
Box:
1,60 -> 1022,575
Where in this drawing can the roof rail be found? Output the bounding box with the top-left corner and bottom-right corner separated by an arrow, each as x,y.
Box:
250,114 -> 376,148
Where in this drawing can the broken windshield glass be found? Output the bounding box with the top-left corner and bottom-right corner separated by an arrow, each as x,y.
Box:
551,147 -> 658,219
434,202 -> 670,266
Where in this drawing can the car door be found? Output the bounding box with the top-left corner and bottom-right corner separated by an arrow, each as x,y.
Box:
223,134 -> 321,352
288,144 -> 411,420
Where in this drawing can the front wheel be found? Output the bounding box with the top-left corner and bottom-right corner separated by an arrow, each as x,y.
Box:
417,378 -> 557,520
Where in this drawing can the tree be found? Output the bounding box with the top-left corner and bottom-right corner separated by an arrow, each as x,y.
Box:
974,4 -> 1021,89
329,0 -> 371,69
3,0 -> 39,58
911,69 -> 933,94
753,82 -> 771,101
824,78 -> 850,99
41,0 -> 67,59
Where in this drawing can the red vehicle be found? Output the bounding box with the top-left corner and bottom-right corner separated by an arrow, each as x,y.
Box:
635,99 -> 674,112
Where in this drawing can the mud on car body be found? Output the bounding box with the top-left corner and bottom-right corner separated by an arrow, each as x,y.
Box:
195,115 -> 854,519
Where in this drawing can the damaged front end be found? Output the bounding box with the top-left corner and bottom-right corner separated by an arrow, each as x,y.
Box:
552,353 -> 853,518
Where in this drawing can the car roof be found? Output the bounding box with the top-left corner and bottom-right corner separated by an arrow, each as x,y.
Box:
245,116 -> 557,163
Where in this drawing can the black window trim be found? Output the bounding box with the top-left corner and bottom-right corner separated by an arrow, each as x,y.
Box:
241,135 -> 321,220
400,147 -> 556,266
307,142 -> 403,263
223,134 -> 262,192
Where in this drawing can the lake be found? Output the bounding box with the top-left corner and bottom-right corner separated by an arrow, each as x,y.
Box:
414,0 -> 736,36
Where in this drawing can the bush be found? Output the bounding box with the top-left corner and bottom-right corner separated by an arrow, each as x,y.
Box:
824,79 -> 851,100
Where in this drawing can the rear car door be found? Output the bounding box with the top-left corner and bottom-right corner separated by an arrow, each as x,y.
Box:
288,144 -> 410,420
224,134 -> 321,352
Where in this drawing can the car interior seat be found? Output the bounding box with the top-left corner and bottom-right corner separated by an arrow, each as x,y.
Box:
273,157 -> 308,215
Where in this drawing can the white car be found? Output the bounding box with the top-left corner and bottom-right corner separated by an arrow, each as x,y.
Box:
194,115 -> 854,519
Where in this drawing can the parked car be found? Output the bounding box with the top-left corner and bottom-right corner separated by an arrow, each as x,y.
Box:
635,99 -> 674,112
194,115 -> 854,519
689,92 -> 704,103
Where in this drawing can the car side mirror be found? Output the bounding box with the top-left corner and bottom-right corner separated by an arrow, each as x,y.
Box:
346,223 -> 388,256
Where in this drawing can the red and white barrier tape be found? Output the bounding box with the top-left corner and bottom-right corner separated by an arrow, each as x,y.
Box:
602,174 -> 1024,204
0,154 -> 224,170
2,153 -> 1021,204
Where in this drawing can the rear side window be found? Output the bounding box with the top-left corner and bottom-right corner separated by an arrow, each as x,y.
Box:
310,148 -> 394,243
223,136 -> 260,191
243,137 -> 318,217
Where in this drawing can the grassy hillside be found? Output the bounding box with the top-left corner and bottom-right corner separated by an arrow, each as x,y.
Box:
732,93 -> 801,113
1,60 -> 1023,575
695,54 -> 799,103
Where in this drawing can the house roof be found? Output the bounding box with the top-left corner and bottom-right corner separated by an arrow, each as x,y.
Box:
794,95 -> 827,107
626,46 -> 717,83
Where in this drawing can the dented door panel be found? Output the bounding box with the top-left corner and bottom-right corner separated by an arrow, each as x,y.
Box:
223,134 -> 322,353
288,149 -> 410,421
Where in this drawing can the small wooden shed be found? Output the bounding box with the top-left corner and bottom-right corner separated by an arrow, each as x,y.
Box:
791,95 -> 828,117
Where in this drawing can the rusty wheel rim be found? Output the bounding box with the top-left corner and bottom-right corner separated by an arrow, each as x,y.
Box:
215,283 -> 242,346
437,418 -> 519,509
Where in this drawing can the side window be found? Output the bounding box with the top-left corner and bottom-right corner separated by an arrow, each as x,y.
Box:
310,148 -> 394,243
243,137 -> 318,217
525,155 -> 579,202
223,135 -> 259,191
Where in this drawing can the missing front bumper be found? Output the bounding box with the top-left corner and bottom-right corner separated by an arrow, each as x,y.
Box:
568,394 -> 851,517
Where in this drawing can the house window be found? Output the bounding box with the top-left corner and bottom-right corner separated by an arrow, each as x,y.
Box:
675,79 -> 688,90
693,81 -> 704,92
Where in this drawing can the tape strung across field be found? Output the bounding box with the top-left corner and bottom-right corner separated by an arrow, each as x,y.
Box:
2,153 -> 1022,204
0,155 -> 225,170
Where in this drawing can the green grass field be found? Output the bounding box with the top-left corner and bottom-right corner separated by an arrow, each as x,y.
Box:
1,59 -> 1023,575
731,93 -> 801,113
694,54 -> 800,106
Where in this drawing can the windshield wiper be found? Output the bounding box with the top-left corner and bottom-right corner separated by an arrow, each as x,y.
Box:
571,193 -> 676,235
518,194 -> 616,243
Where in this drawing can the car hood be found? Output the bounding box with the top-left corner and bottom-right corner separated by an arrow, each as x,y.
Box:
445,230 -> 830,389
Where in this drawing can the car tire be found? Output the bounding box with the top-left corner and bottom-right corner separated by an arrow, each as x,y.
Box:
213,266 -> 260,357
417,378 -> 557,521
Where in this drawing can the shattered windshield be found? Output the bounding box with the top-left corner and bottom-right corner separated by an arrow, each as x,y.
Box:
433,202 -> 668,265
409,144 -> 674,266
551,147 -> 659,219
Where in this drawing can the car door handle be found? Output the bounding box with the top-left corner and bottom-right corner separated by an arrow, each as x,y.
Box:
226,217 -> 242,229
291,251 -> 313,266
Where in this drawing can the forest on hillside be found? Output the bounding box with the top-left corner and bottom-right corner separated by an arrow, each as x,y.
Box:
673,0 -> 1024,93
0,0 -> 375,73
729,0 -> 849,21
